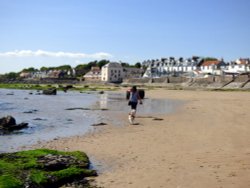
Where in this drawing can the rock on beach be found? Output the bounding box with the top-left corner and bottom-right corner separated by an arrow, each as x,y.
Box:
0,115 -> 28,133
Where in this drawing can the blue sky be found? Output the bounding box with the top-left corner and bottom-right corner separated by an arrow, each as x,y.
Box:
0,0 -> 250,73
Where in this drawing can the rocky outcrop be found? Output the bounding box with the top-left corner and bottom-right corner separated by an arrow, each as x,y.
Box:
91,122 -> 107,126
37,154 -> 89,171
42,88 -> 57,95
0,149 -> 97,188
0,115 -> 16,126
0,116 -> 28,133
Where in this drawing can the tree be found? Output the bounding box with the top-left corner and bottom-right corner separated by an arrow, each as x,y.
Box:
21,67 -> 37,72
57,65 -> 72,70
75,64 -> 90,77
5,72 -> 19,80
135,62 -> 141,68
121,62 -> 130,67
40,67 -> 49,72
204,57 -> 218,61
97,59 -> 109,68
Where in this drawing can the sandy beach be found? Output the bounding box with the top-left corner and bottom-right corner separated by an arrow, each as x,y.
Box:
34,89 -> 250,188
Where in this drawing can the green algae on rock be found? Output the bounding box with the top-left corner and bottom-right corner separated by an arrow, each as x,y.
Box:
0,149 -> 97,188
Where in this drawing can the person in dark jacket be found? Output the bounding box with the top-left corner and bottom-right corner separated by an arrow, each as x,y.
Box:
128,86 -> 142,124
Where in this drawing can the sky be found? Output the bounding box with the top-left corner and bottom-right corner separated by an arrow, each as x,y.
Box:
0,0 -> 250,74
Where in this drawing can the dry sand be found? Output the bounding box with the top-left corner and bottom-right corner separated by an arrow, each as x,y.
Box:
35,89 -> 250,188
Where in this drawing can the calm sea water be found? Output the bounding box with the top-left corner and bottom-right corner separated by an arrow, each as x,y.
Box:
0,89 -> 182,153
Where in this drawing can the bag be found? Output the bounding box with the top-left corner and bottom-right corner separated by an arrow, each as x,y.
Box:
128,101 -> 132,106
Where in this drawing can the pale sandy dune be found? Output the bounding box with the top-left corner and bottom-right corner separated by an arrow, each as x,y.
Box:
35,89 -> 250,188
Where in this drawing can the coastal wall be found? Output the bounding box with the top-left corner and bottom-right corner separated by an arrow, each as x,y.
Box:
1,75 -> 250,90
168,77 -> 190,83
123,75 -> 250,90
234,75 -> 250,82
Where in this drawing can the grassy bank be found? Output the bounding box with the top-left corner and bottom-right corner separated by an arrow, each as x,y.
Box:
0,83 -> 120,92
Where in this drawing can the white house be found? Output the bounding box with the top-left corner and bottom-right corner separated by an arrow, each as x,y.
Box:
198,60 -> 228,75
20,72 -> 32,78
101,62 -> 124,82
224,64 -> 250,74
143,57 -> 202,77
32,71 -> 48,79
142,57 -> 249,78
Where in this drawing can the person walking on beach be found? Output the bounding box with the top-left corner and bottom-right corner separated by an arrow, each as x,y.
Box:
128,86 -> 143,124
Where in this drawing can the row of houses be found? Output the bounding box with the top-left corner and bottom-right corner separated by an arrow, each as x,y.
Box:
83,62 -> 144,82
142,57 -> 250,78
19,57 -> 250,82
20,69 -> 76,79
19,62 -> 143,83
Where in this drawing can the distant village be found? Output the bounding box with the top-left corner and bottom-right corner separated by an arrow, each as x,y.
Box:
17,56 -> 250,83
18,63 -> 144,83
142,57 -> 250,78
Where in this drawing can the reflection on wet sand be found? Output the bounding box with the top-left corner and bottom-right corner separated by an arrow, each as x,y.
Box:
0,89 -> 182,153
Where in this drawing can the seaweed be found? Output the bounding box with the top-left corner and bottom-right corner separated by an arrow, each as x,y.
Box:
0,149 -> 96,188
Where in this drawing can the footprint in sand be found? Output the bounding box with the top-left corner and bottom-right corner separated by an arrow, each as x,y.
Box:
213,165 -> 221,168
228,172 -> 237,177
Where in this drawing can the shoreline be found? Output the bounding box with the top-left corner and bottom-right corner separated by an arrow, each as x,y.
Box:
0,89 -> 105,153
32,89 -> 250,188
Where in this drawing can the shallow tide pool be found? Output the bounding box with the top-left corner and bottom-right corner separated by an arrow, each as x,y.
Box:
0,89 -> 182,153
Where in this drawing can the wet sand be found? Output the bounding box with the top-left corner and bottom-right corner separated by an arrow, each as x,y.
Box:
34,89 -> 250,188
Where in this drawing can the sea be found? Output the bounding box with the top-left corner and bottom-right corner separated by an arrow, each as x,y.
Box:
0,89 -> 182,153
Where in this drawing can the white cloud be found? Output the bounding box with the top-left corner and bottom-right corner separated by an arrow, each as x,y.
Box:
0,50 -> 113,59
